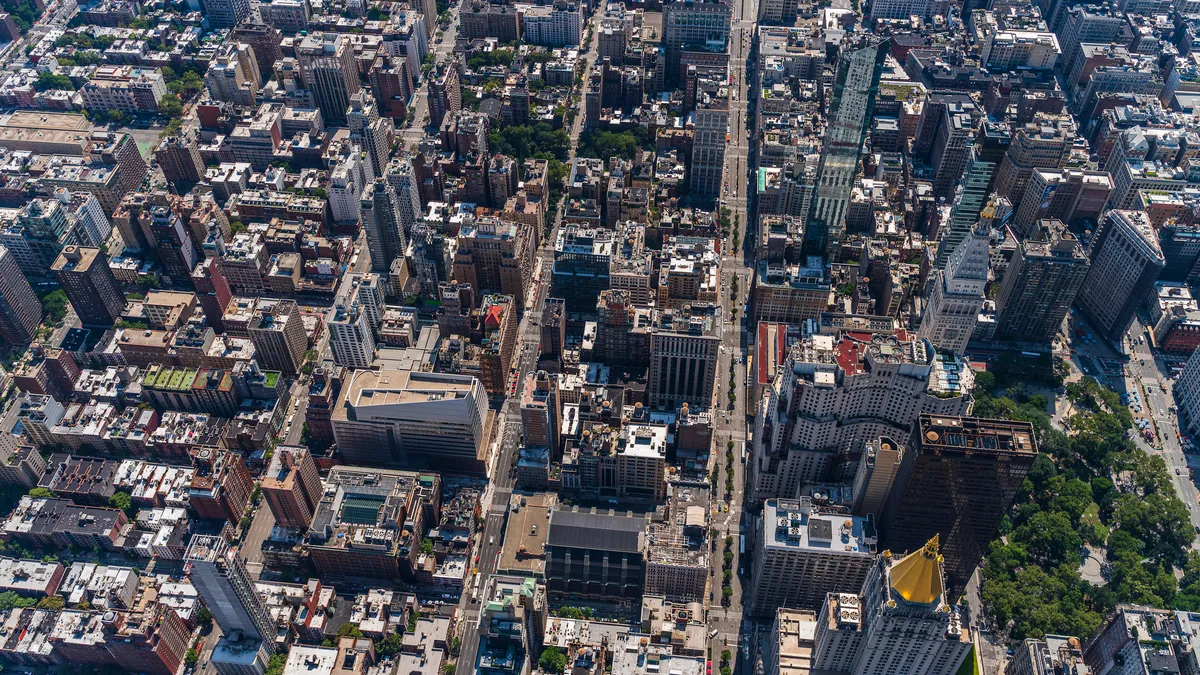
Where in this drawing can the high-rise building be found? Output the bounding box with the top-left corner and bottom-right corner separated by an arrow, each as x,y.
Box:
361,178 -> 407,273
419,0 -> 437,37
185,534 -> 276,650
917,223 -> 989,354
229,24 -> 283,80
804,38 -> 889,261
260,447 -> 323,530
521,370 -> 561,452
452,218 -> 534,301
297,33 -> 361,127
1011,168 -> 1112,238
385,155 -> 424,239
347,91 -> 392,180
750,331 -> 972,502
648,303 -> 722,410
662,0 -> 731,86
881,415 -> 1037,595
992,113 -> 1077,207
247,299 -> 307,376
1076,209 -> 1165,344
0,245 -> 42,347
812,537 -> 973,675
934,123 -> 1010,269
155,136 -> 205,189
427,62 -> 461,128
748,498 -> 877,616
929,99 -> 980,201
994,219 -> 1090,344
328,302 -> 377,369
689,70 -> 729,202
758,0 -> 801,25
203,0 -> 251,28
545,507 -> 649,604
51,246 -> 125,327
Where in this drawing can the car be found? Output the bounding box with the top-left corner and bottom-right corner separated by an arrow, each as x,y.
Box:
709,630 -> 719,639
489,536 -> 495,545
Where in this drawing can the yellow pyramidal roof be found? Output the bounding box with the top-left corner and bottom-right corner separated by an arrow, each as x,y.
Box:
889,535 -> 944,605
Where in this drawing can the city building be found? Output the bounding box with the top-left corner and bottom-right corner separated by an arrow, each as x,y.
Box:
812,537 -> 973,675
332,368 -> 490,474
0,245 -> 41,347
765,609 -> 819,675
523,0 -> 583,48
1076,209 -> 1165,345
804,37 -> 889,261
51,246 -> 125,327
689,71 -> 729,202
247,299 -> 307,376
662,0 -> 731,86
296,33 -> 361,127
748,498 -> 876,617
993,220 -> 1090,344
648,303 -> 722,410
185,535 -> 276,654
362,178 -> 407,274
261,447 -> 324,531
204,0 -> 251,28
1008,635 -> 1089,675
881,415 -> 1037,595
918,224 -> 989,355
545,507 -> 648,605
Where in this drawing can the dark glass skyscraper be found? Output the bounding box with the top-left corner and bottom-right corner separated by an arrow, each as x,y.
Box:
804,37 -> 889,261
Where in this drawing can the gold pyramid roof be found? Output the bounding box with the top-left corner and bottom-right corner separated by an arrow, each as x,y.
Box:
888,535 -> 943,605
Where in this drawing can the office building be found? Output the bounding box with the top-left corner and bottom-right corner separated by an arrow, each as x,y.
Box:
328,304 -> 376,369
552,226 -> 613,311
347,91 -> 391,180
748,498 -> 877,617
934,124 -> 1010,270
764,609 -> 820,675
261,447 -> 323,531
1008,635 -> 1088,675
203,0 -> 251,28
185,535 -> 275,651
804,37 -> 889,261
918,224 -> 989,355
992,113 -> 1077,207
648,303 -> 722,410
523,0 -> 584,47
297,33 -> 361,127
690,71 -> 729,202
1076,209 -> 1165,345
758,0 -> 801,25
545,507 -> 649,605
452,218 -> 534,302
993,220 -> 1090,344
248,299 -> 307,376
332,368 -> 490,474
362,178 -> 407,274
882,415 -> 1037,595
1174,347 -> 1200,436
305,466 -> 440,579
750,331 -> 972,502
51,246 -> 125,327
662,0 -> 731,86
812,537 -> 973,675
1011,168 -> 1112,238
155,136 -> 205,189
521,370 -> 561,452
0,245 -> 41,347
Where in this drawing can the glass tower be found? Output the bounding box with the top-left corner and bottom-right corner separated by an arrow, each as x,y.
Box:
803,38 -> 889,261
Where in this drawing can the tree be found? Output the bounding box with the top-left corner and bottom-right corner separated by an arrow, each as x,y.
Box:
108,491 -> 135,517
185,648 -> 200,666
266,654 -> 286,675
337,623 -> 364,639
195,606 -> 213,628
36,595 -> 64,610
107,109 -> 131,126
0,591 -> 35,611
158,95 -> 183,119
35,71 -> 73,91
720,649 -> 732,664
27,487 -> 53,499
376,632 -> 403,656
539,647 -> 568,673
420,538 -> 434,554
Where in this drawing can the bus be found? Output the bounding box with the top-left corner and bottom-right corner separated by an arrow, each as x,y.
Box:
738,535 -> 745,555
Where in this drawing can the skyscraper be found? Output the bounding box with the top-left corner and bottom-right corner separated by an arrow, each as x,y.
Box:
203,0 -> 251,28
812,537 -> 974,675
386,155 -> 424,239
804,38 -> 889,261
185,534 -> 276,650
1076,209 -> 1165,345
260,447 -> 324,530
662,0 -> 731,86
994,219 -> 1090,344
881,415 -> 1037,595
918,223 -> 989,354
51,246 -> 125,327
0,245 -> 42,347
297,33 -> 361,127
521,370 -> 561,452
348,91 -> 392,180
361,178 -> 407,273
689,70 -> 729,202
